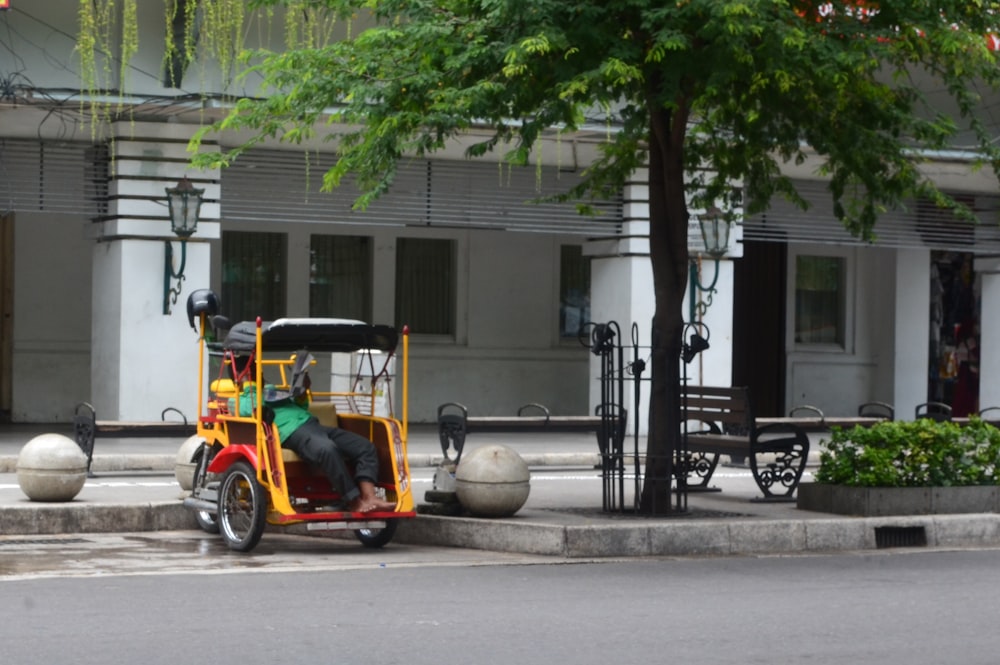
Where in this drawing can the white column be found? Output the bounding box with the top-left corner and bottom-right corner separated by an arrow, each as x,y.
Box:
90,122 -> 220,421
975,257 -> 1000,411
585,169 -> 736,434
893,248 -> 930,419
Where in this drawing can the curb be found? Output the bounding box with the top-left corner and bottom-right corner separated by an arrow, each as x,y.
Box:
0,502 -> 197,535
395,512 -> 1000,558
2,498 -> 998,558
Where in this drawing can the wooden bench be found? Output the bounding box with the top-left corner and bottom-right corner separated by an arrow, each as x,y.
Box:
437,402 -> 627,463
681,385 -> 810,501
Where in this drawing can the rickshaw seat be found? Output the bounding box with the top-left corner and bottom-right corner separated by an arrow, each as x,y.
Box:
308,402 -> 339,428
211,378 -> 238,397
279,402 -> 340,464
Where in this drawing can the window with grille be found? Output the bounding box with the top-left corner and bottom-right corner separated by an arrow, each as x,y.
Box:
221,231 -> 287,323
794,254 -> 845,346
309,235 -> 372,322
560,245 -> 590,339
395,237 -> 455,335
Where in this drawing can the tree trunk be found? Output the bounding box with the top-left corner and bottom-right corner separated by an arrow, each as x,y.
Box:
639,103 -> 691,515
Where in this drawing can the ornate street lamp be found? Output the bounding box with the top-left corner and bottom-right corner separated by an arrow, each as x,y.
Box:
689,205 -> 731,320
164,177 -> 204,315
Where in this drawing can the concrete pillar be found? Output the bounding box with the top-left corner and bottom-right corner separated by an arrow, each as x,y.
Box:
586,170 -> 736,434
975,257 -> 1000,411
893,248 -> 931,419
89,122 -> 220,421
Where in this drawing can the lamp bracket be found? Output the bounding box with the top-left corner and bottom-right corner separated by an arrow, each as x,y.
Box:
163,239 -> 188,315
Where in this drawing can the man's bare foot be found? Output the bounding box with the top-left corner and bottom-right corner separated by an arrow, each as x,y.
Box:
349,496 -> 396,513
350,480 -> 396,513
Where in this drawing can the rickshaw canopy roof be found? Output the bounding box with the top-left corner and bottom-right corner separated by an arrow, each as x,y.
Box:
223,318 -> 398,354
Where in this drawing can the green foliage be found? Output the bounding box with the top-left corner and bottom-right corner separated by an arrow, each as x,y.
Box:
185,1 -> 1000,231
815,418 -> 1000,487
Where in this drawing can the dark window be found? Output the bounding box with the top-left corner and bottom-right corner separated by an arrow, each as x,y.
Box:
221,231 -> 287,323
395,237 -> 455,335
309,235 -> 372,321
560,245 -> 590,338
794,255 -> 844,345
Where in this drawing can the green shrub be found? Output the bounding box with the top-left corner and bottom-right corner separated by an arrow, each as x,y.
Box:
815,417 -> 1000,487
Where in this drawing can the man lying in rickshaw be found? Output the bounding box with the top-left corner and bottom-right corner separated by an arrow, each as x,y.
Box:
233,355 -> 395,514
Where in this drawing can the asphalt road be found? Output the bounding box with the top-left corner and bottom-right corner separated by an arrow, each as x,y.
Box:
2,538 -> 1000,665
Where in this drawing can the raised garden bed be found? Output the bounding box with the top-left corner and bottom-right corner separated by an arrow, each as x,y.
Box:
798,417 -> 1000,516
797,482 -> 999,516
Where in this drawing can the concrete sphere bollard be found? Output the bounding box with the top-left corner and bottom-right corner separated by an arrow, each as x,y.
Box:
16,433 -> 88,502
455,444 -> 530,517
175,435 -> 206,491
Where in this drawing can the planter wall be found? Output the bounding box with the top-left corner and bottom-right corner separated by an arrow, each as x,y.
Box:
797,482 -> 1000,516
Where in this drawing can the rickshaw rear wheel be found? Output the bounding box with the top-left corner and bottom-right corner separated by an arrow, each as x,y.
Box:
191,445 -> 219,534
354,519 -> 398,548
219,460 -> 267,552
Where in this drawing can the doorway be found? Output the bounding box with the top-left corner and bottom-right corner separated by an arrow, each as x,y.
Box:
732,240 -> 787,417
929,250 -> 979,416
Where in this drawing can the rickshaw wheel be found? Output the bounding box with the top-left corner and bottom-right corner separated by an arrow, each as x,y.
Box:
218,461 -> 267,552
191,446 -> 219,534
354,519 -> 398,548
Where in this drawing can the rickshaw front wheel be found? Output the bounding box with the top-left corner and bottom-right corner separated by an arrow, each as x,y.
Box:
191,446 -> 220,534
354,519 -> 398,549
218,460 -> 267,552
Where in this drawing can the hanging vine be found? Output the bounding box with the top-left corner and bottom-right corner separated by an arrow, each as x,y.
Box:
78,1 -> 344,119
201,0 -> 247,93
119,0 -> 138,105
77,0 -> 115,136
76,0 -> 350,179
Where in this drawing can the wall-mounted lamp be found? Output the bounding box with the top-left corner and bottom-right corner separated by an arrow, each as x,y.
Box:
164,177 -> 204,315
689,205 -> 731,320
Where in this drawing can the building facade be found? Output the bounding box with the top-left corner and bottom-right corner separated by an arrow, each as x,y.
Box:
2,2 -> 999,430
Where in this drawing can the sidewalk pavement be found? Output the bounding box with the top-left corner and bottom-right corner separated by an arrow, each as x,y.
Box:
1,423 -> 999,558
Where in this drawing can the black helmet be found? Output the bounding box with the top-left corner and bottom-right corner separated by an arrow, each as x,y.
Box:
186,289 -> 221,331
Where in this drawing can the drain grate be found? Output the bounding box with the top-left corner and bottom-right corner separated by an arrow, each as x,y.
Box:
874,526 -> 927,549
0,538 -> 89,548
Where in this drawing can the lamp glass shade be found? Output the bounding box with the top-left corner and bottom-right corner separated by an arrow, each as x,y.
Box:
698,206 -> 730,258
166,178 -> 204,238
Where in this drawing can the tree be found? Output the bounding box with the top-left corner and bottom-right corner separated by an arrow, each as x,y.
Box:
188,0 -> 1000,513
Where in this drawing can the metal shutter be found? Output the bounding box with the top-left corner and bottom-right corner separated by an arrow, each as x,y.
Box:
744,179 -> 1000,253
0,140 -> 105,217
221,150 -> 623,236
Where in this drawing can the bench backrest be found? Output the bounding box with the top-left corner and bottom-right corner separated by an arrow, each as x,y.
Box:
682,385 -> 753,435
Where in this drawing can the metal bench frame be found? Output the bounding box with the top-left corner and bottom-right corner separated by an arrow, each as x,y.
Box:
682,385 -> 810,502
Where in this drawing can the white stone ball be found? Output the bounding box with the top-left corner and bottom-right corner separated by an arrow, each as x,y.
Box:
454,444 -> 530,517
16,433 -> 88,502
175,435 -> 206,491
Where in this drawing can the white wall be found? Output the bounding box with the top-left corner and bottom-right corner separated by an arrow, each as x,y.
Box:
893,248 -> 932,418
784,243 -> 898,417
11,212 -> 91,421
976,257 -> 1000,411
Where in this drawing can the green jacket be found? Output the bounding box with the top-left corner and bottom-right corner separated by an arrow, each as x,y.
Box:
235,384 -> 312,441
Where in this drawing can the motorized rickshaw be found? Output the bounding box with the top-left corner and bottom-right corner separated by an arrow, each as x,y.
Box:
182,290 -> 416,552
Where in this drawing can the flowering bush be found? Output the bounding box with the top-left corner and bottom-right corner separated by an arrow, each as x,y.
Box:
815,418 -> 1000,487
